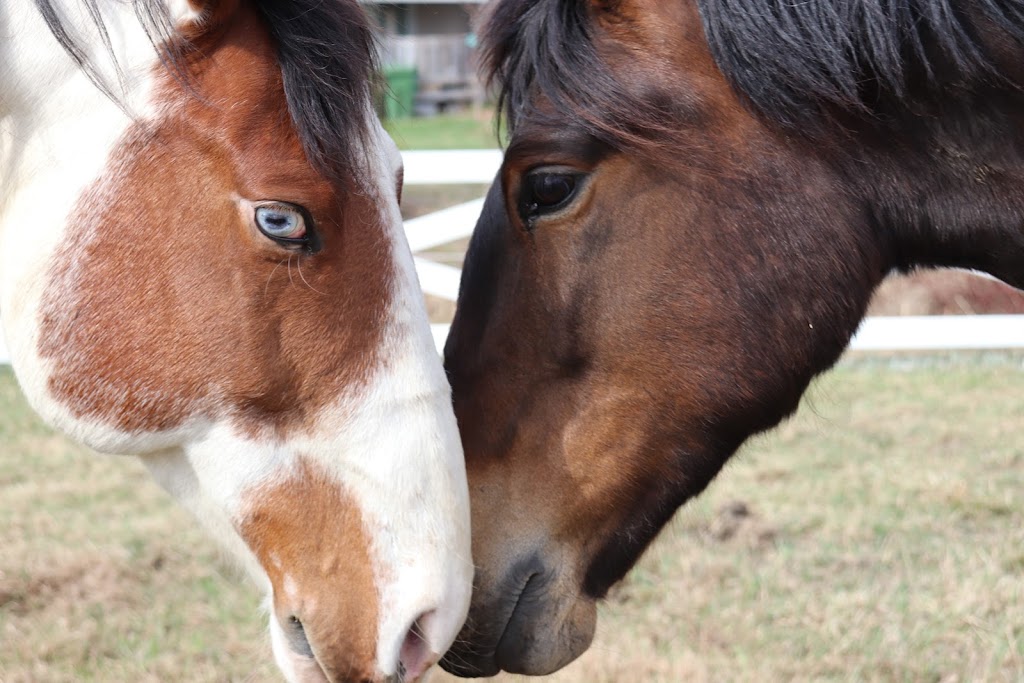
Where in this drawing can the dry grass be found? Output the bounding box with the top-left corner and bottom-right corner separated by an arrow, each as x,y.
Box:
869,271 -> 1024,316
0,371 -> 277,682
2,354 -> 1023,682
442,353 -> 1024,683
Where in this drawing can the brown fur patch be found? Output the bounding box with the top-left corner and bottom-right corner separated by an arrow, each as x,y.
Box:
239,458 -> 380,680
38,1 -> 392,436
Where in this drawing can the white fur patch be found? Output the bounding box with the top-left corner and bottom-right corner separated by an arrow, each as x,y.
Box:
356,118 -> 473,676
167,0 -> 204,26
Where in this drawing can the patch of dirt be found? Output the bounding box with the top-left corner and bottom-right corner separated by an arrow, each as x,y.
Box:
426,294 -> 457,324
0,557 -> 141,617
702,501 -> 777,549
868,271 -> 1024,316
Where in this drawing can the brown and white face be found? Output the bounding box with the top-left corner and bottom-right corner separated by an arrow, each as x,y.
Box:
0,2 -> 470,681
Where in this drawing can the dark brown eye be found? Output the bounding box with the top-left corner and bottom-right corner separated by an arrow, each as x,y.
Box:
520,172 -> 580,223
530,174 -> 576,207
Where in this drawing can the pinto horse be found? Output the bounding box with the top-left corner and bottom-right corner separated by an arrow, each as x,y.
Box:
0,1 -> 471,680
442,0 -> 1024,676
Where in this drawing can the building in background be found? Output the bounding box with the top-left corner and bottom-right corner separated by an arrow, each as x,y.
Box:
366,1 -> 483,35
362,1 -> 487,116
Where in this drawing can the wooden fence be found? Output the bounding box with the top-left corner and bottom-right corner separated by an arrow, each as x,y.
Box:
381,34 -> 479,87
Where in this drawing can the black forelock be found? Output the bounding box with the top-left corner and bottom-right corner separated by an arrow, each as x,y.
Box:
480,0 -> 682,150
482,0 -> 1024,144
33,0 -> 377,183
254,0 -> 378,183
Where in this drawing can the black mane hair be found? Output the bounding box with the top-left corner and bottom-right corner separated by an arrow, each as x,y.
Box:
700,0 -> 1024,125
482,0 -> 682,150
483,0 -> 1024,144
33,0 -> 378,182
253,0 -> 377,181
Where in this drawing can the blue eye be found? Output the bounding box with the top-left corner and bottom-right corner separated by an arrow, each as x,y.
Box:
255,205 -> 306,239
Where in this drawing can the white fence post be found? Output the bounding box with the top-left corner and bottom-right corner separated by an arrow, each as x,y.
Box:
401,150 -> 502,185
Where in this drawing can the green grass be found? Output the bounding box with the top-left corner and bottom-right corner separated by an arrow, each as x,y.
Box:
2,354 -> 1023,682
383,111 -> 502,150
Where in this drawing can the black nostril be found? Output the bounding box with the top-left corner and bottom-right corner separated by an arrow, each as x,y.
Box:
285,614 -> 314,658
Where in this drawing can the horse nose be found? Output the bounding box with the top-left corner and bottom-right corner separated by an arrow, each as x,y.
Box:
273,603 -> 451,682
380,602 -> 469,681
271,601 -> 380,682
396,610 -> 438,680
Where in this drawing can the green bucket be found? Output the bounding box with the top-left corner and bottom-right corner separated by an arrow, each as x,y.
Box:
382,67 -> 418,119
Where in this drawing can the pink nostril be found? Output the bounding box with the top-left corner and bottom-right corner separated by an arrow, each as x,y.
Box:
399,611 -> 436,681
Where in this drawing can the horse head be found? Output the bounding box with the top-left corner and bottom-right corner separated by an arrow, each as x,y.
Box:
0,2 -> 471,680
442,0 -> 1024,675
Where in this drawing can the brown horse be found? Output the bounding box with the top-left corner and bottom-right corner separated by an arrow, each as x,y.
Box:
441,0 -> 1024,676
1,1 -> 471,680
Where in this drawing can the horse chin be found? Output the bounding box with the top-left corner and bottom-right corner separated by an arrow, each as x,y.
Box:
495,590 -> 596,675
440,569 -> 596,677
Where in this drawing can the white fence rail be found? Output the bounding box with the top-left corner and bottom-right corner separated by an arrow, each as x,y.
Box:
2,150 -> 1023,368
849,315 -> 1024,351
402,150 -> 500,185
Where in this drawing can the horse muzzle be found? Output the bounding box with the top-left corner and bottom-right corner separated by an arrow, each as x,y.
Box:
440,558 -> 596,677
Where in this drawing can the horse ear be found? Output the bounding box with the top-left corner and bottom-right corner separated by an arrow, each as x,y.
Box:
167,0 -> 204,24
170,0 -> 239,33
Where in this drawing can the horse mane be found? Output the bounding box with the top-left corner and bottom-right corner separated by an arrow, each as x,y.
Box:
483,0 -> 1024,145
700,0 -> 1024,125
256,0 -> 377,181
33,0 -> 377,182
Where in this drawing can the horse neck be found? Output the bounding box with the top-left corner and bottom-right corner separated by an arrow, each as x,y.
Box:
0,1 -> 161,318
847,104 -> 1024,291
